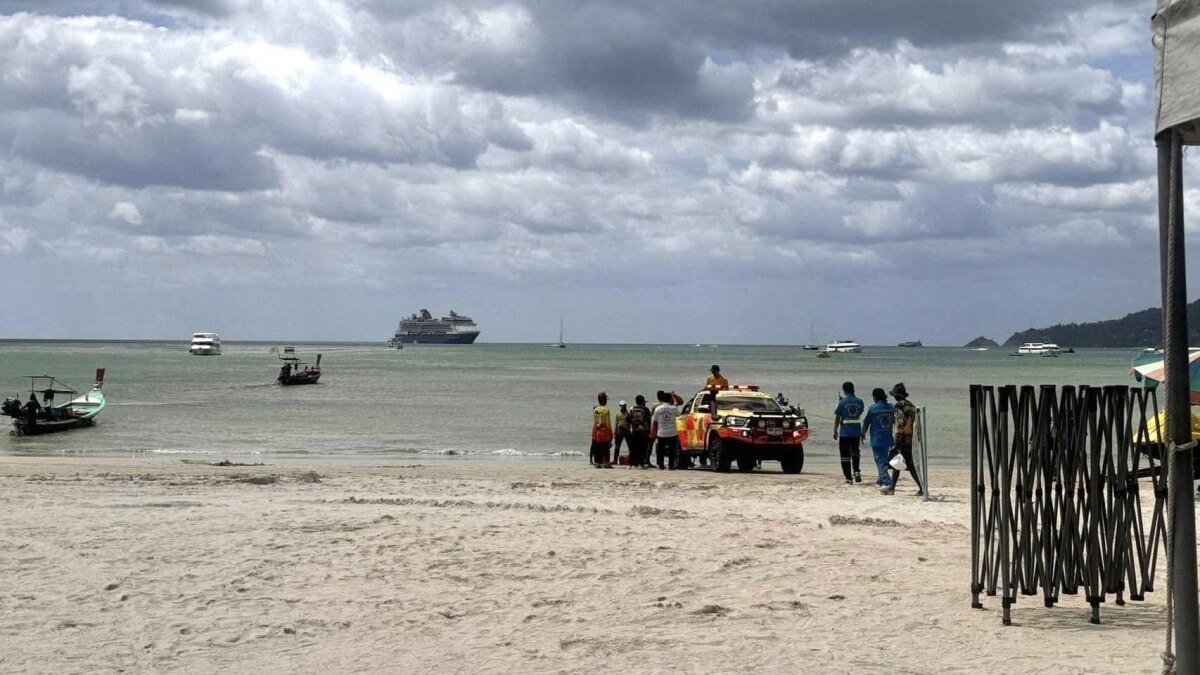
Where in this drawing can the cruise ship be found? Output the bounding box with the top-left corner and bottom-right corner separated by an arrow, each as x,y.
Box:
189,332 -> 222,355
388,309 -> 481,346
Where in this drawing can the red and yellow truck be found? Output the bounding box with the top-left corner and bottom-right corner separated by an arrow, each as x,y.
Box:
674,385 -> 808,473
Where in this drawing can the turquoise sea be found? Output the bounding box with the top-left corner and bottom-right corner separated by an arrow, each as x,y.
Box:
0,341 -> 1149,464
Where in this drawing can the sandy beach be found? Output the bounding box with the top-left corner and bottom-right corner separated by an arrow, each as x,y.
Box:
0,456 -> 1169,674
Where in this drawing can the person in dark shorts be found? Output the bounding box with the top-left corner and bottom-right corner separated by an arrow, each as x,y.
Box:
650,390 -> 682,470
590,392 -> 613,468
626,395 -> 652,468
612,401 -> 630,464
881,383 -> 924,495
833,381 -> 865,484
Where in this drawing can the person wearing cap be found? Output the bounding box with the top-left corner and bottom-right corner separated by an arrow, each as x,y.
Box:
591,392 -> 614,468
881,383 -> 924,495
613,401 -> 630,464
706,365 -> 730,389
833,381 -> 865,484
626,395 -> 653,468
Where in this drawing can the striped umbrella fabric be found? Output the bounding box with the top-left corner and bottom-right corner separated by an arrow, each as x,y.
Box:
1131,349 -> 1200,404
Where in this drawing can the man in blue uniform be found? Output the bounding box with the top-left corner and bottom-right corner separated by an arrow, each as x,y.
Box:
861,388 -> 896,487
833,381 -> 865,484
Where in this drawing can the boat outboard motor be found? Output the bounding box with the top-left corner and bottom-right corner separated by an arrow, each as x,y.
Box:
1,397 -> 20,417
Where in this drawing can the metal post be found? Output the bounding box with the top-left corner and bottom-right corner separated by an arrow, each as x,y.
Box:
920,406 -> 932,502
1159,127 -> 1199,671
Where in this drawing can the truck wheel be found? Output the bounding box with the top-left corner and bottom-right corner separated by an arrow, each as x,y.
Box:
780,445 -> 805,474
736,446 -> 755,473
710,436 -> 732,473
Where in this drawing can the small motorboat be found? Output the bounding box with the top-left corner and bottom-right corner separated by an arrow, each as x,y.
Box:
2,369 -> 107,435
276,348 -> 322,385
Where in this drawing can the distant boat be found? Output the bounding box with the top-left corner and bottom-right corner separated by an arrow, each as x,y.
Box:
276,348 -> 322,385
554,318 -> 566,348
817,351 -> 832,359
190,332 -> 221,355
1015,342 -> 1061,356
2,369 -> 107,435
826,340 -> 862,353
898,340 -> 923,348
802,323 -> 821,350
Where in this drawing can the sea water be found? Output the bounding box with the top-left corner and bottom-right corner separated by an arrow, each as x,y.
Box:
0,341 -> 1144,464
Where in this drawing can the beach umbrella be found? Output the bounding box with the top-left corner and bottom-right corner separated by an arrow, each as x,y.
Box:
1131,350 -> 1200,404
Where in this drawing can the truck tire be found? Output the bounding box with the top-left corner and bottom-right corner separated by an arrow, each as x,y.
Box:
736,446 -> 755,472
710,435 -> 732,473
780,445 -> 805,474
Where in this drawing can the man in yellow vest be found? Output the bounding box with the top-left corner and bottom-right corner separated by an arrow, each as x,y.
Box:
591,392 -> 614,468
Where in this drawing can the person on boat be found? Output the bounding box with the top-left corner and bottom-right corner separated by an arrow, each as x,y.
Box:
590,392 -> 613,468
861,388 -> 896,488
23,393 -> 41,422
613,401 -> 630,465
706,365 -> 729,389
833,381 -> 865,484
881,383 -> 924,496
626,395 -> 653,468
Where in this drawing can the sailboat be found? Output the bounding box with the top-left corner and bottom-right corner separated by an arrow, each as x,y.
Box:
554,318 -> 566,348
801,323 -> 821,350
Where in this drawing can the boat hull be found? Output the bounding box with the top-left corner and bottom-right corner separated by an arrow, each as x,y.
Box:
279,373 -> 321,385
11,417 -> 95,435
390,332 -> 480,345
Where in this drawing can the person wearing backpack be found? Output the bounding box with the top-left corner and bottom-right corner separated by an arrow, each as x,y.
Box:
626,395 -> 652,468
591,392 -> 614,468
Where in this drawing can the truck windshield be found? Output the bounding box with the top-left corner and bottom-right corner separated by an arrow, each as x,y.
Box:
717,396 -> 782,413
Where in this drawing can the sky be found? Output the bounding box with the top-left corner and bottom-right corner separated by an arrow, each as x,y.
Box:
0,0 -> 1189,344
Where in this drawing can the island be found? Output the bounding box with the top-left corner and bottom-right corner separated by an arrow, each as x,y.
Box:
1000,300 -> 1200,348
964,336 -> 1000,349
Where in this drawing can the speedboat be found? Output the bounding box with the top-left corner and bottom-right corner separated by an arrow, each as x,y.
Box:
190,332 -> 222,355
2,369 -> 107,435
825,340 -> 862,353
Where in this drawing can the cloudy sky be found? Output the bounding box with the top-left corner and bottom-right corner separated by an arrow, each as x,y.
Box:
0,0 -> 1184,344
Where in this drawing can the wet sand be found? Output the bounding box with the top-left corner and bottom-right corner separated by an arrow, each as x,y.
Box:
0,456 -> 1169,674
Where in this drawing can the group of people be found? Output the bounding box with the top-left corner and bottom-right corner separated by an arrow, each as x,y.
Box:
587,364 -> 925,495
833,381 -> 924,495
588,390 -> 687,470
588,365 -> 731,470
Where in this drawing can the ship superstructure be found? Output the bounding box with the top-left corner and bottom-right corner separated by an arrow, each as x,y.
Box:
388,309 -> 480,345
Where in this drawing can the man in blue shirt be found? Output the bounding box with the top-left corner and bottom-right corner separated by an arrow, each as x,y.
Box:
833,381 -> 865,484
861,388 -> 896,487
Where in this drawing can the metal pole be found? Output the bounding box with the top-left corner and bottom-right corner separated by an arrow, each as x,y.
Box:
1158,127 -> 1199,671
920,406 -> 932,502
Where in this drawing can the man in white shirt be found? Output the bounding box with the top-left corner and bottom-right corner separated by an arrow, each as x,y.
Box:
649,390 -> 682,470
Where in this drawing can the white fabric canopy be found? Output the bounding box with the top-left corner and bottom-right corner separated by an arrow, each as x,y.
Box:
1155,0 -> 1200,141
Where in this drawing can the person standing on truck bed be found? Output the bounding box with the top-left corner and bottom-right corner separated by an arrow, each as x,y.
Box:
706,365 -> 729,389
833,381 -> 865,485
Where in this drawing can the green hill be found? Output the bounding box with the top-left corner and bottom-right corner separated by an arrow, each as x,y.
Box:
1001,301 -> 1200,348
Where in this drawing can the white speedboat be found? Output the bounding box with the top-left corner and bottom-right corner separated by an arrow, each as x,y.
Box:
1016,342 -> 1060,355
189,332 -> 222,355
825,340 -> 862,353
